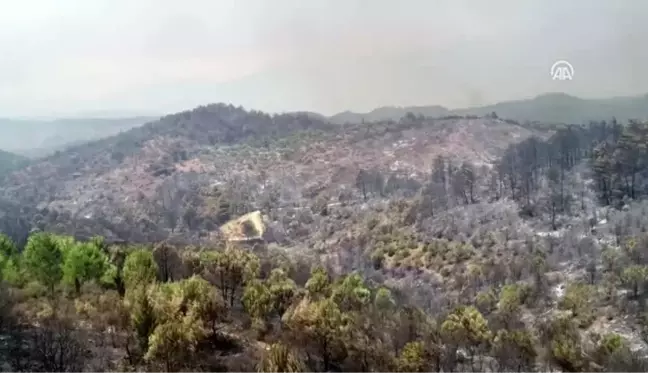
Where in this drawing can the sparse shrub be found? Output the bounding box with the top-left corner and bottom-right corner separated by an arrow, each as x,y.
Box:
475,287 -> 497,314
371,250 -> 385,270
379,224 -> 394,235
394,249 -> 408,262
559,282 -> 596,328
366,217 -> 380,231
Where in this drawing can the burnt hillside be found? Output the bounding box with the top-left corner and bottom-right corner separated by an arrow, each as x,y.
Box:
0,104 -> 542,244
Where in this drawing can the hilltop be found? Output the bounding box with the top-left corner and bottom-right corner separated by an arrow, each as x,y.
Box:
4,92 -> 647,161
6,92 -> 648,160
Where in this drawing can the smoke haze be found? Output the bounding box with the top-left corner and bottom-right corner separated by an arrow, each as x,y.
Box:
2,0 -> 648,116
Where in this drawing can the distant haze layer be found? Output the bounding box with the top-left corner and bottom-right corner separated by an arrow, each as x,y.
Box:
0,117 -> 158,157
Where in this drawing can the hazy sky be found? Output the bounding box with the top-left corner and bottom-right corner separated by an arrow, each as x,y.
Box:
2,0 -> 648,117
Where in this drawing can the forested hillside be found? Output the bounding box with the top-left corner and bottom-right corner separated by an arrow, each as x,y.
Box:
2,101 -> 648,371
1,230 -> 647,372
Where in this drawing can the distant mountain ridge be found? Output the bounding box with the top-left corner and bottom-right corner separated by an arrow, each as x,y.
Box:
3,92 -> 648,160
329,93 -> 648,125
0,116 -> 159,158
331,105 -> 450,124
0,149 -> 29,178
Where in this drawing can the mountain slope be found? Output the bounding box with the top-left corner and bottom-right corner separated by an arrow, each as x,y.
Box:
0,103 -> 542,243
329,92 -> 648,125
0,149 -> 29,177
